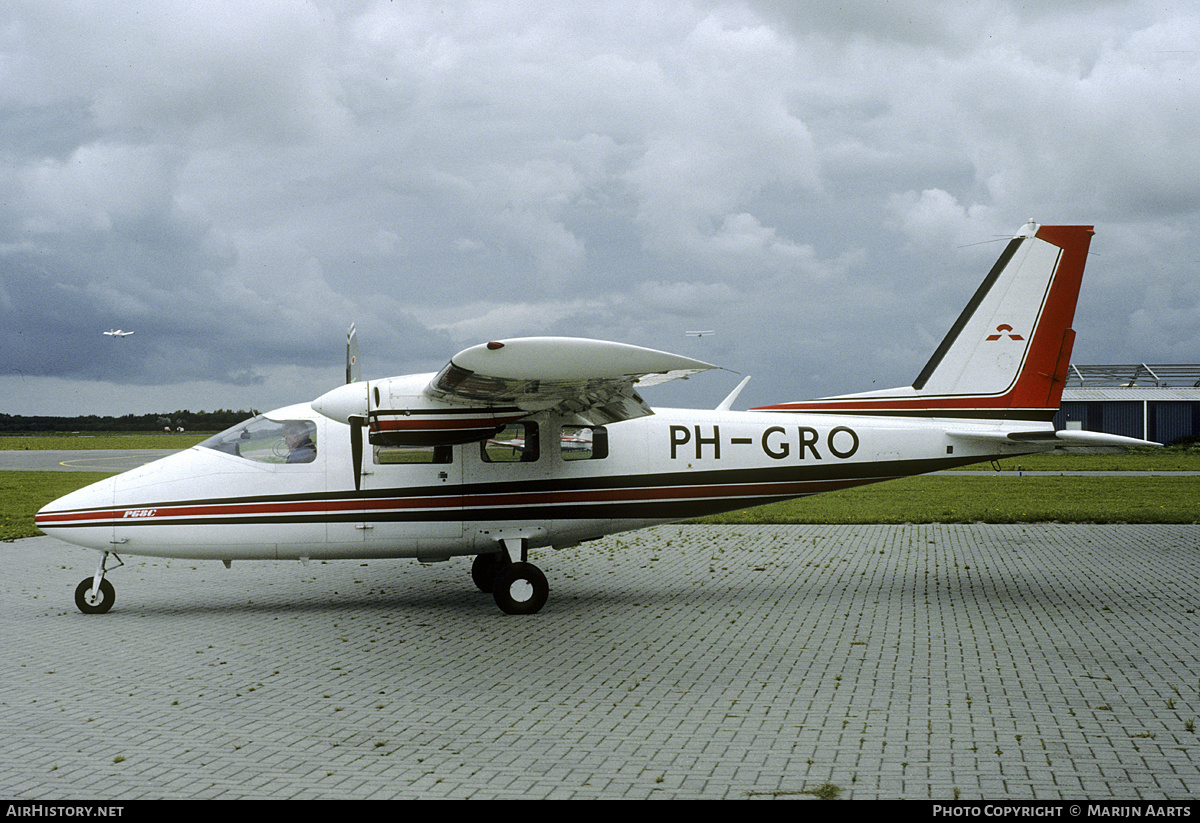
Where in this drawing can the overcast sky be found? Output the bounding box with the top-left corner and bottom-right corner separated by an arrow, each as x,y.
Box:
2,0 -> 1198,418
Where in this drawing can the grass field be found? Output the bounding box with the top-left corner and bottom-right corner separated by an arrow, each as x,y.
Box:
950,449 -> 1200,473
2,439 -> 1197,542
696,474 -> 1198,526
1,471 -> 115,542
0,433 -> 206,450
708,447 -> 1200,525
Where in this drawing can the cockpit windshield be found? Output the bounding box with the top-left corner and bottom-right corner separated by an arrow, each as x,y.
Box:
198,416 -> 318,464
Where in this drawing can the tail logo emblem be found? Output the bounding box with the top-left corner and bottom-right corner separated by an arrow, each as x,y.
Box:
986,324 -> 1025,341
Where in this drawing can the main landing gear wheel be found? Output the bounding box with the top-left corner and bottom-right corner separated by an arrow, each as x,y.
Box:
74,578 -> 115,614
471,551 -> 507,594
492,562 -> 549,615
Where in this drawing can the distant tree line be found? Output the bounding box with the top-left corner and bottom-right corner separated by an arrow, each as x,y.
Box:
0,409 -> 257,434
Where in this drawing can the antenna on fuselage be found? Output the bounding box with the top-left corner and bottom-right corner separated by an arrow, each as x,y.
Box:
717,375 -> 751,411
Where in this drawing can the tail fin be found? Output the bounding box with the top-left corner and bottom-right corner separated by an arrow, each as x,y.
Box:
754,221 -> 1094,420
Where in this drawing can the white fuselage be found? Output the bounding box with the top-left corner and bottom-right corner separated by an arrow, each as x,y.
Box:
36,401 -> 1036,564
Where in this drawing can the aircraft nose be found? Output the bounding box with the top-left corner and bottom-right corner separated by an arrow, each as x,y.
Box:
35,474 -> 119,540
312,382 -> 368,424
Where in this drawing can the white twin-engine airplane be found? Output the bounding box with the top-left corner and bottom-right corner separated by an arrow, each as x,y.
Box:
39,222 -> 1158,616
103,329 -> 135,338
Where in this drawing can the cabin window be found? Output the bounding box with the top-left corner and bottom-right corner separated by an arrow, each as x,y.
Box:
374,444 -> 452,465
198,416 -> 317,464
481,422 -> 539,463
560,426 -> 608,461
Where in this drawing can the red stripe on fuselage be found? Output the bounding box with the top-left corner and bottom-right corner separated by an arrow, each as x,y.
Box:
34,474 -> 885,529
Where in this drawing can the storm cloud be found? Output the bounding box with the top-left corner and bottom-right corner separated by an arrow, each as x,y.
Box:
2,1 -> 1198,415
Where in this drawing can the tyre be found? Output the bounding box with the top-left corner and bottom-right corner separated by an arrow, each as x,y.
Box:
75,578 -> 115,614
492,562 -> 549,615
471,552 -> 506,593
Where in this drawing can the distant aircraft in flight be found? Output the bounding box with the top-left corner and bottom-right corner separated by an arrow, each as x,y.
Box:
685,330 -> 715,337
103,329 -> 135,338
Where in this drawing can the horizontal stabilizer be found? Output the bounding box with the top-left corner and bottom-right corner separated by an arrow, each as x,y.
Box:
947,429 -> 1161,449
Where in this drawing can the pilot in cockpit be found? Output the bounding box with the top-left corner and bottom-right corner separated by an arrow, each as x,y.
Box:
284,421 -> 317,463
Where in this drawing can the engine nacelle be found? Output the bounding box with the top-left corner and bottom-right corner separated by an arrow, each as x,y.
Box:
312,374 -> 526,447
367,404 -> 525,446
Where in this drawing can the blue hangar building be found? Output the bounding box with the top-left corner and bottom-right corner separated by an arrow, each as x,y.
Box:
1056,364 -> 1200,446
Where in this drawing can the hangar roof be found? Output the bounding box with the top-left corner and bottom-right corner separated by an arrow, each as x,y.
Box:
1066,364 -> 1200,389
1062,387 -> 1200,402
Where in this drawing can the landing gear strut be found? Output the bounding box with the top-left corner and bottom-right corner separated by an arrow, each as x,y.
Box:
74,551 -> 121,614
472,539 -> 549,615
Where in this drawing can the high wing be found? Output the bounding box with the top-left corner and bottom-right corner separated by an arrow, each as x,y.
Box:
425,336 -> 714,425
311,336 -> 714,489
314,336 -> 714,430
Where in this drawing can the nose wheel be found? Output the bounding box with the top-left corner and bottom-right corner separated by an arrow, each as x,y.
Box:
75,578 -> 115,614
74,551 -> 121,614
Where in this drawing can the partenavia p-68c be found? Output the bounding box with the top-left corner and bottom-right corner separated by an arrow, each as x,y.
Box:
37,222 -> 1157,615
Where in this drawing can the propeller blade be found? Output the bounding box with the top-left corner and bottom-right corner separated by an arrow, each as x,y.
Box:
349,414 -> 365,492
346,323 -> 360,384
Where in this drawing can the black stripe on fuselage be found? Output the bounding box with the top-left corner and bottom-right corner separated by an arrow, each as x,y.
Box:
42,454 -> 988,529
